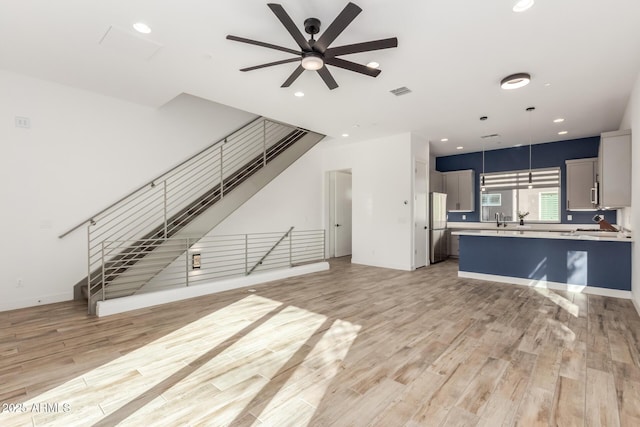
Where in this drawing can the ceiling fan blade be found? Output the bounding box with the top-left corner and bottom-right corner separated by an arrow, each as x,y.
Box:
325,37 -> 398,58
317,67 -> 339,90
325,57 -> 381,77
314,2 -> 362,53
240,57 -> 301,72
227,35 -> 300,56
267,4 -> 311,51
281,65 -> 305,87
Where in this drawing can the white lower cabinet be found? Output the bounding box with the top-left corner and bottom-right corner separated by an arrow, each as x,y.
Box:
449,232 -> 459,258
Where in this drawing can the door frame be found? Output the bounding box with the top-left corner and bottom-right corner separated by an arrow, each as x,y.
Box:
325,169 -> 353,259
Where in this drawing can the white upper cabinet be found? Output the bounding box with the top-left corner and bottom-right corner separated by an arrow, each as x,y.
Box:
598,129 -> 631,208
566,158 -> 598,210
430,170 -> 444,193
443,169 -> 475,212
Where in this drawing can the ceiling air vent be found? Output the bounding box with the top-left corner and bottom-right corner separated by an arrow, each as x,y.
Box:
390,87 -> 412,96
481,133 -> 500,139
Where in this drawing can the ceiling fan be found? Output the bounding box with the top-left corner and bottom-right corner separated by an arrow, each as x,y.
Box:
226,2 -> 398,90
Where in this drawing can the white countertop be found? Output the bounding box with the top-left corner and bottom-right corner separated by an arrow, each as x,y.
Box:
451,229 -> 633,242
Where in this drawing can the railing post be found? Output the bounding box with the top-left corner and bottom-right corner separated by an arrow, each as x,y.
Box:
263,120 -> 267,167
185,238 -> 190,287
87,225 -> 92,314
289,230 -> 293,267
101,241 -> 106,303
245,234 -> 249,275
163,181 -> 168,239
220,143 -> 224,198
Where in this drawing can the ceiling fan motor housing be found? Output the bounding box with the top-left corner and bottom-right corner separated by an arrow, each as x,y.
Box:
304,18 -> 321,35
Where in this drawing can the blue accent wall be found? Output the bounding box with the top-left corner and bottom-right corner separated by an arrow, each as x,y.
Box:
458,235 -> 631,291
436,137 -> 617,224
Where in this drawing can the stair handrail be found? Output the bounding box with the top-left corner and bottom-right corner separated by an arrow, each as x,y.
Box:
57,116 -> 264,239
247,226 -> 294,275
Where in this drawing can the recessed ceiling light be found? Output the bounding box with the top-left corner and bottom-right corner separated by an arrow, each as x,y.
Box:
366,61 -> 380,69
513,0 -> 535,13
500,73 -> 531,90
456,146 -> 464,150
133,22 -> 152,34
544,83 -> 552,87
553,118 -> 565,123
441,138 -> 449,142
342,133 -> 349,137
294,91 -> 304,97
558,131 -> 568,135
514,144 -> 523,147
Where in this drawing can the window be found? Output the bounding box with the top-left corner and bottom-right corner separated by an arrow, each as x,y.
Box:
480,167 -> 561,223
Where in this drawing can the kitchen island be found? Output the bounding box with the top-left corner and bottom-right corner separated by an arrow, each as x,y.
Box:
452,229 -> 632,297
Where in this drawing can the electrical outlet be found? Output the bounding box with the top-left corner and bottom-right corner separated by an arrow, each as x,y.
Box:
15,116 -> 31,129
567,214 -> 573,221
462,215 -> 466,220
17,278 -> 23,288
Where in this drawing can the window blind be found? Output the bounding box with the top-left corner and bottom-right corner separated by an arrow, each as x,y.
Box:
480,168 -> 560,190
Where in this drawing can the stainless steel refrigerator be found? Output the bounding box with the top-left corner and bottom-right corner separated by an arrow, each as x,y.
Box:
429,192 -> 448,263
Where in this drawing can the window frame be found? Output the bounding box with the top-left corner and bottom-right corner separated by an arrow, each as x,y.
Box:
479,167 -> 562,224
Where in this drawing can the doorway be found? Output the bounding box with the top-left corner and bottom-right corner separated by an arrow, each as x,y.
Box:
328,170 -> 352,258
414,160 -> 428,268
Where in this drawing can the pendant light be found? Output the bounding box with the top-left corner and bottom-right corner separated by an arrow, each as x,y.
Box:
526,107 -> 535,189
480,115 -> 488,191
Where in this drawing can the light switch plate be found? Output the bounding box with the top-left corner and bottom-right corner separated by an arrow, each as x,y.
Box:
567,214 -> 573,221
15,116 -> 30,128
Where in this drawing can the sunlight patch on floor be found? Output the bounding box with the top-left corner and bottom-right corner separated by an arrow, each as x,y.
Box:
252,319 -> 362,426
0,294 -> 281,426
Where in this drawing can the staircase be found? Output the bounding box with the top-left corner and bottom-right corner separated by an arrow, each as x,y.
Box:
63,117 -> 324,314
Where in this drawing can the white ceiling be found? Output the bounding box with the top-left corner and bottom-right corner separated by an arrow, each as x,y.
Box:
2,0 -> 640,156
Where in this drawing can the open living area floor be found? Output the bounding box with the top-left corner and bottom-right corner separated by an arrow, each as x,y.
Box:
1,258 -> 639,426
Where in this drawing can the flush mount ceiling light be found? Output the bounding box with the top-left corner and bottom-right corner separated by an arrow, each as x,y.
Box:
456,146 -> 463,150
553,118 -> 565,123
558,131 -> 568,135
301,52 -> 324,71
342,133 -> 350,137
513,0 -> 535,13
294,91 -> 305,97
501,73 -> 531,90
440,138 -> 449,142
133,22 -> 152,34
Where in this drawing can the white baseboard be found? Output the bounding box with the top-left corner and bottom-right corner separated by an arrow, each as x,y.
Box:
0,292 -> 71,312
96,262 -> 329,317
458,271 -> 632,300
632,294 -> 640,317
350,257 -> 413,271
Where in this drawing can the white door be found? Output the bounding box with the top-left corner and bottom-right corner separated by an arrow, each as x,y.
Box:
334,171 -> 352,257
414,161 -> 428,268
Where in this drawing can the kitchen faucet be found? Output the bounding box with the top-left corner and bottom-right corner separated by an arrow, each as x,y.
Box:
495,212 -> 507,227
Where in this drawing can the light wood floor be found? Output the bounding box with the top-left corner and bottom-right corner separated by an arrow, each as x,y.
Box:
1,258 -> 639,426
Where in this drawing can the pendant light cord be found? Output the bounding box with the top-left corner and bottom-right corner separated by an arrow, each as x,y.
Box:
526,107 -> 535,186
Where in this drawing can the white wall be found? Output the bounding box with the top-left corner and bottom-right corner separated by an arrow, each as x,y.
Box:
0,70 -> 256,311
619,71 -> 640,312
214,132 -> 419,271
210,146 -> 325,235
323,133 -> 415,270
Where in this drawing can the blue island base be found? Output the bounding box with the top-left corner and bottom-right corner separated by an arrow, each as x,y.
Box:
458,235 -> 631,298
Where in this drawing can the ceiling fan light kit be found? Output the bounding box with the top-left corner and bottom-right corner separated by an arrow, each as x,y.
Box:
226,2 -> 398,89
301,52 -> 324,71
500,72 -> 531,89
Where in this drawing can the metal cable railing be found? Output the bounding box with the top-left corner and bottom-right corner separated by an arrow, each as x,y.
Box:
96,229 -> 325,301
73,117 -> 310,312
